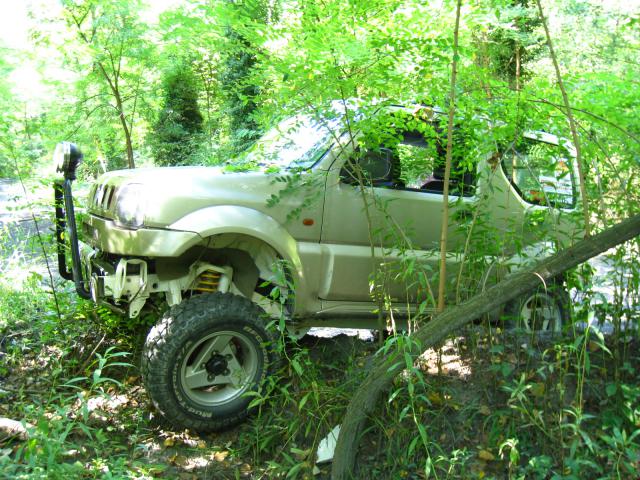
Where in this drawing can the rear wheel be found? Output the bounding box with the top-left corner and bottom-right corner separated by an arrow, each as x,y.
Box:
142,292 -> 278,432
505,284 -> 570,333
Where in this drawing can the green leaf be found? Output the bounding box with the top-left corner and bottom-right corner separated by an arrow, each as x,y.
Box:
291,358 -> 303,376
298,392 -> 310,411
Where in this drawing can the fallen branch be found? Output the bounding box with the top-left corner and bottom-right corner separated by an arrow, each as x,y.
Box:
73,333 -> 107,377
331,214 -> 640,479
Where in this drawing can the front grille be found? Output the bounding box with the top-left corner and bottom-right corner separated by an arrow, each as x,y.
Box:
91,183 -> 117,214
103,185 -> 115,210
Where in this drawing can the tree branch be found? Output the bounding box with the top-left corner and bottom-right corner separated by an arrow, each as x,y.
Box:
535,0 -> 591,237
529,98 -> 640,146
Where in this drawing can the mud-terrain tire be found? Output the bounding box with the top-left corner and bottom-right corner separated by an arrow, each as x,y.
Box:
504,283 -> 570,333
141,292 -> 278,432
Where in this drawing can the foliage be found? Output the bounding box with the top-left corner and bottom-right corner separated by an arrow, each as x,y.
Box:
58,0 -> 156,171
150,60 -> 205,166
0,0 -> 640,478
219,0 -> 271,154
485,0 -> 544,85
0,54 -> 47,178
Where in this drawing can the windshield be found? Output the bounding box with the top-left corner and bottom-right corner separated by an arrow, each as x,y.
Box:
502,137 -> 576,208
242,115 -> 340,170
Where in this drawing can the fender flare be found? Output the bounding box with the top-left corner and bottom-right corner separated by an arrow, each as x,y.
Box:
168,205 -> 306,294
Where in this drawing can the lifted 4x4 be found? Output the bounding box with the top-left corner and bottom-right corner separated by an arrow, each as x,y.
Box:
54,105 -> 582,431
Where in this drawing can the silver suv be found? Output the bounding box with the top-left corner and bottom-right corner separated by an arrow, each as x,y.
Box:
53,105 -> 582,431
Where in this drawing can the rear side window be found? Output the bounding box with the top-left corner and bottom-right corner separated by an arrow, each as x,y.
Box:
342,128 -> 476,196
502,139 -> 576,208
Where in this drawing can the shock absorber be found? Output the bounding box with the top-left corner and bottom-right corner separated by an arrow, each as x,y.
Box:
192,270 -> 222,293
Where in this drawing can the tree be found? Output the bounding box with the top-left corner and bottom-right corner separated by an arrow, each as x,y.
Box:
436,0 -> 463,312
0,46 -> 47,178
535,0 -> 590,237
150,61 -> 204,166
486,0 -> 543,89
155,0 -> 276,159
157,4 -> 225,158
0,48 -> 15,176
61,0 -> 154,169
219,0 -> 272,154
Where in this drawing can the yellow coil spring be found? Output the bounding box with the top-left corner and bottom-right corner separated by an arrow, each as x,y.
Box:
192,270 -> 222,293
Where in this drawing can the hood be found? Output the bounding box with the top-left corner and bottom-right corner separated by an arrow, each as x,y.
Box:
88,166 -> 290,228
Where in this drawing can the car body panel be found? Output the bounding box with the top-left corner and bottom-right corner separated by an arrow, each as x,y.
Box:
68,107 -> 582,321
83,214 -> 200,257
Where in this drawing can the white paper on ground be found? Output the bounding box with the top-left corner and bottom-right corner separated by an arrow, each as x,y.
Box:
316,424 -> 341,464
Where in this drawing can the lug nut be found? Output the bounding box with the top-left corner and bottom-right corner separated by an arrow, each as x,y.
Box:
224,369 -> 230,376
208,374 -> 214,381
225,354 -> 232,360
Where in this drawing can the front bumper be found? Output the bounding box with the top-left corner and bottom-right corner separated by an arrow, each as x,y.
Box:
82,214 -> 200,257
79,242 -> 232,318
55,179 -> 231,318
78,217 -> 209,317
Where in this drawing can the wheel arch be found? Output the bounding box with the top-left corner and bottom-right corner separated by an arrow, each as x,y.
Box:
159,208 -> 307,315
169,206 -> 302,271
202,233 -> 292,294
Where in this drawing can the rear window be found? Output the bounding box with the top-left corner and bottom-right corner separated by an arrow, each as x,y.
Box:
502,139 -> 576,208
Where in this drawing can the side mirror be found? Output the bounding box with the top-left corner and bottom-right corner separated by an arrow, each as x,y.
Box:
54,142 -> 83,180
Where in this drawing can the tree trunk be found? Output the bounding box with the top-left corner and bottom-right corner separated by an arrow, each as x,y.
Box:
515,44 -> 521,92
117,100 -> 136,169
437,0 -> 462,313
69,9 -> 137,170
331,214 -> 640,479
96,61 -> 136,169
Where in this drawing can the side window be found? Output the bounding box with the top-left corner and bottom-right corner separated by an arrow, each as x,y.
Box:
502,139 -> 575,208
396,132 -> 436,188
405,130 -> 475,196
340,148 -> 394,187
341,129 -> 475,196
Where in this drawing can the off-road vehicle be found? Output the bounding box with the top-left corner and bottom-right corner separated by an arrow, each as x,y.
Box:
53,105 -> 582,431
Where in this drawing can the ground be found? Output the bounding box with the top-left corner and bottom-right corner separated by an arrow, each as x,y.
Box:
2,318 -> 635,479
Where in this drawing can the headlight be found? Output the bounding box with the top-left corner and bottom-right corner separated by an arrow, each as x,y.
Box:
53,142 -> 83,180
114,183 -> 146,229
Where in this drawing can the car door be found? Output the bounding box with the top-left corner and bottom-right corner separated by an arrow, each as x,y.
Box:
319,130 -> 476,304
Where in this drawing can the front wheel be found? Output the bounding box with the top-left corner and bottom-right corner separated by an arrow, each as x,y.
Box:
141,292 -> 278,432
504,283 -> 570,333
